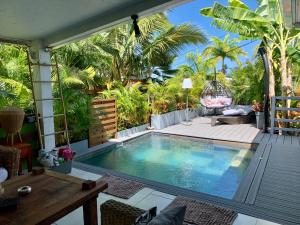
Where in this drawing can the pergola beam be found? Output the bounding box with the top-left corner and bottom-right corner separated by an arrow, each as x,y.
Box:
0,36 -> 31,46
43,0 -> 190,48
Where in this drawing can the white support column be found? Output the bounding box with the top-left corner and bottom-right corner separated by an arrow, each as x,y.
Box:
30,42 -> 55,151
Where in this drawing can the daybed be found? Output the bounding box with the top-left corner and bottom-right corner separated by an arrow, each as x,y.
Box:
211,105 -> 255,126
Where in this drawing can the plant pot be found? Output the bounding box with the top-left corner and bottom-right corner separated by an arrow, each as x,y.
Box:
255,112 -> 264,129
50,160 -> 72,174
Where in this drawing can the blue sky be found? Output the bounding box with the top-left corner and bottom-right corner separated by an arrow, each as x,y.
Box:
167,0 -> 260,71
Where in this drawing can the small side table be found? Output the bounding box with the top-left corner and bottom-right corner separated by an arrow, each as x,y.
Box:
6,143 -> 32,174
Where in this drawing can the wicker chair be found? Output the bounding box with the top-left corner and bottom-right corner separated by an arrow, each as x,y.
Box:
101,200 -> 145,225
0,145 -> 21,179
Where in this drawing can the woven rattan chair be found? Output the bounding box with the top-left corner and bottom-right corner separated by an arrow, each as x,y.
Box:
0,145 -> 21,179
101,199 -> 145,225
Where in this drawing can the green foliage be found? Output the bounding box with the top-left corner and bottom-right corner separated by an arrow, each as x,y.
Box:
202,34 -> 247,74
92,13 -> 207,81
53,87 -> 92,142
201,0 -> 300,98
0,44 -> 32,110
101,82 -> 150,131
148,72 -> 206,114
230,60 -> 264,104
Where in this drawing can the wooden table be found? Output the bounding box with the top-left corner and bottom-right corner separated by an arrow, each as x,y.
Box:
0,169 -> 108,225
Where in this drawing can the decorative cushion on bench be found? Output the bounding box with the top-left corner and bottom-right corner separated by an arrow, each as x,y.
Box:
201,97 -> 232,108
222,109 -> 244,116
222,105 -> 253,116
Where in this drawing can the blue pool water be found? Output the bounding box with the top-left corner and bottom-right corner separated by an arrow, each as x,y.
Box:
78,133 -> 254,199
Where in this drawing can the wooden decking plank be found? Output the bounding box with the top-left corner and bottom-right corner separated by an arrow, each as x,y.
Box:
276,135 -> 285,144
291,136 -> 300,146
249,143 -> 300,224
214,126 -> 232,140
252,132 -> 264,143
254,200 -> 300,222
283,135 -> 292,145
260,180 -> 300,194
258,188 -> 300,203
234,143 -> 267,202
245,144 -> 272,204
231,127 -> 250,142
260,133 -> 271,144
268,134 -> 278,144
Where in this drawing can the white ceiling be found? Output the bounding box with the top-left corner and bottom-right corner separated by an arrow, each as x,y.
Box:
0,0 -> 188,47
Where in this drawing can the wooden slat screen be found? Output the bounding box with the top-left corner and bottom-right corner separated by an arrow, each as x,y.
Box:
89,99 -> 117,147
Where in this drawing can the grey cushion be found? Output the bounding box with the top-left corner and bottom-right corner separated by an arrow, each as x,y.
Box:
148,206 -> 186,225
135,207 -> 157,225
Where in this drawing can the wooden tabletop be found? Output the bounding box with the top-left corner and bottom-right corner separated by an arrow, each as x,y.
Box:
0,170 -> 107,225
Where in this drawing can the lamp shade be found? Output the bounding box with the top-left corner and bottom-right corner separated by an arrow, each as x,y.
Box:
182,78 -> 193,89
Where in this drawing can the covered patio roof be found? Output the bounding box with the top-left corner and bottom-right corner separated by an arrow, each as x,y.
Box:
0,0 -> 189,48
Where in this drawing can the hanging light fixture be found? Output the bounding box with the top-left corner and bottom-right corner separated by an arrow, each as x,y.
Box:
131,14 -> 141,37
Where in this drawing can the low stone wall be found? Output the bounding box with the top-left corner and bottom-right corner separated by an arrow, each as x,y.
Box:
116,124 -> 149,138
151,108 -> 201,130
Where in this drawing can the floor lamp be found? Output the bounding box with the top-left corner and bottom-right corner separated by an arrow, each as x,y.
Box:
182,78 -> 193,125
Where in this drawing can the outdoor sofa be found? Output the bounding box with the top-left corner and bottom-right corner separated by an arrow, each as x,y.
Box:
101,199 -> 145,225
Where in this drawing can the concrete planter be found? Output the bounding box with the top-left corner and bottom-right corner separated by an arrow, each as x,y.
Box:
174,109 -> 186,124
151,111 -> 175,130
151,108 -> 201,129
50,160 -> 72,174
255,112 -> 265,129
117,124 -> 149,138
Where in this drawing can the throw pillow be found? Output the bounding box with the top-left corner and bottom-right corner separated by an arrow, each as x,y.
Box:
135,206 -> 157,225
222,109 -> 243,116
148,206 -> 186,225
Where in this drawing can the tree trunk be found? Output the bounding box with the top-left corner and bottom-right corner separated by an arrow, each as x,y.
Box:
287,64 -> 293,120
279,46 -> 289,129
221,57 -> 226,74
266,48 -> 275,98
280,47 -> 288,97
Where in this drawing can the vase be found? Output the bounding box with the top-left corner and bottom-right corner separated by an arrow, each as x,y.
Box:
255,112 -> 264,129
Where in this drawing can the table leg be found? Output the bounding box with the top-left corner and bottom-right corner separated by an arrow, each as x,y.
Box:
83,196 -> 98,225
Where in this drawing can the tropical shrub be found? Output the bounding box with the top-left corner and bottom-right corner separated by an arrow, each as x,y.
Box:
101,82 -> 149,131
0,44 -> 32,110
230,60 -> 264,104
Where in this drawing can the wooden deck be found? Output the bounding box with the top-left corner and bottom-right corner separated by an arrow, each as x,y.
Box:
159,117 -> 300,145
158,117 -> 300,225
159,117 -> 262,143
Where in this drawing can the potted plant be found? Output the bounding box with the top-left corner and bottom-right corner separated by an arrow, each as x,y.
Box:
252,101 -> 264,129
39,146 -> 75,174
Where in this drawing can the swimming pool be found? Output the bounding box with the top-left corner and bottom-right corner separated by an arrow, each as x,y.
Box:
78,133 -> 254,199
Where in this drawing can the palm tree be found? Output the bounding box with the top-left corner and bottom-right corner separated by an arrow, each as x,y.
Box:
202,34 -> 246,74
200,0 -> 300,100
93,13 -> 207,81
